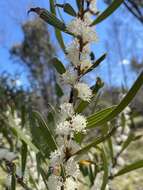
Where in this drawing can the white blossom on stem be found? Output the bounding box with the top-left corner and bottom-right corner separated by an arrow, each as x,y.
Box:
71,114 -> 87,133
74,82 -> 92,102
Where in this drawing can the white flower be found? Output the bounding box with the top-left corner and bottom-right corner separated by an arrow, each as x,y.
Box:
13,112 -> 21,126
74,82 -> 92,102
89,0 -> 98,14
117,157 -> 125,166
67,18 -> 83,36
123,106 -> 131,115
120,134 -> 128,142
67,18 -> 98,43
64,177 -> 79,190
60,103 -> 75,118
84,12 -> 93,25
48,175 -> 63,190
82,26 -> 98,43
91,171 -> 103,190
114,145 -> 122,154
111,168 -> 118,176
124,125 -> 130,135
65,158 -> 80,179
61,70 -> 77,85
80,59 -> 92,72
66,39 -> 91,66
50,149 -> 64,166
56,121 -> 72,136
71,114 -> 87,133
66,140 -> 81,154
66,39 -> 80,66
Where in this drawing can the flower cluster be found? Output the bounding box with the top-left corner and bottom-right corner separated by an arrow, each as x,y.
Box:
48,103 -> 86,189
111,103 -> 131,176
48,1 -> 99,189
60,0 -> 99,103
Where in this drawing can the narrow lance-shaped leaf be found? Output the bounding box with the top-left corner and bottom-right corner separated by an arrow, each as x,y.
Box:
76,105 -> 111,142
76,0 -> 82,10
21,141 -> 28,176
28,8 -> 67,32
11,173 -> 16,190
87,71 -> 143,128
63,3 -> 77,16
121,132 -> 134,153
84,53 -> 107,75
50,0 -> 66,51
92,0 -> 124,25
32,111 -> 57,151
115,160 -> 143,177
55,83 -> 64,97
101,148 -> 109,190
55,29 -> 65,51
73,127 -> 116,156
87,106 -> 116,124
52,57 -> 66,74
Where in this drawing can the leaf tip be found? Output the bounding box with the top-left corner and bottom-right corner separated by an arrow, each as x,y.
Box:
27,7 -> 42,15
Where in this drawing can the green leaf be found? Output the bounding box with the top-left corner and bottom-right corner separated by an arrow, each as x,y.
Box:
84,54 -> 106,75
107,137 -> 114,162
12,127 -> 39,154
28,8 -> 66,32
87,71 -> 143,128
55,83 -> 64,97
75,100 -> 89,114
63,3 -> 77,16
92,0 -> 124,25
121,132 -> 134,153
32,111 -> 57,151
76,0 -> 82,10
55,29 -> 65,51
49,0 -> 66,51
73,127 -> 116,156
87,106 -> 116,127
115,160 -> 143,177
52,57 -> 66,74
11,173 -> 16,190
21,141 -> 28,176
49,0 -> 55,14
101,148 -> 109,190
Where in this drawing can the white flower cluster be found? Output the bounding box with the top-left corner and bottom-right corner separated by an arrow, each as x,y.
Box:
48,1 -> 99,189
111,104 -> 131,176
26,151 -> 46,189
48,103 -> 87,189
56,103 -> 87,135
61,1 -> 99,102
67,18 -> 98,43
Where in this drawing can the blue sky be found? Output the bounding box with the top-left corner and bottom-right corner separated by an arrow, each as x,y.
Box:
0,0 -> 143,89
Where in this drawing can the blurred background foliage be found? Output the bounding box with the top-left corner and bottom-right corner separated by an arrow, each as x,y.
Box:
0,0 -> 143,189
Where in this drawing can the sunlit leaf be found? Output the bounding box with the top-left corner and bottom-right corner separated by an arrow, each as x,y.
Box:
73,127 -> 116,156
63,3 -> 77,16
84,54 -> 106,75
115,160 -> 143,177
87,71 -> 143,128
28,8 -> 66,32
92,0 -> 124,25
